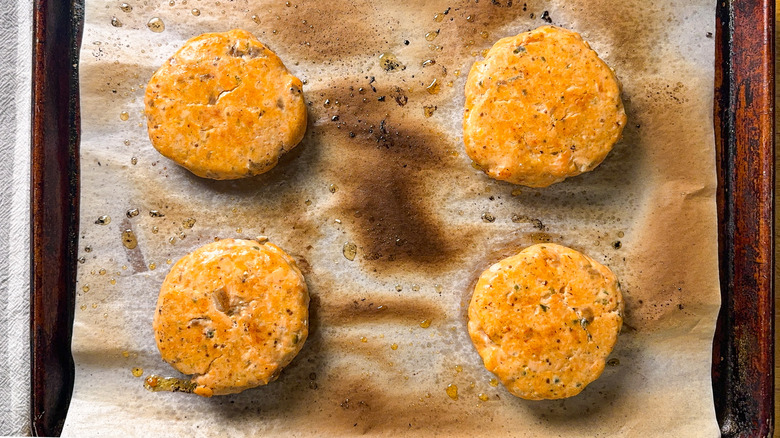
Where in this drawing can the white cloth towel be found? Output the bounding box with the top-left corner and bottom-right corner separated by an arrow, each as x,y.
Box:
0,0 -> 32,435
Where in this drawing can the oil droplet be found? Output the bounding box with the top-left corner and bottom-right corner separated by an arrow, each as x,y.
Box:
235,228 -> 242,233
478,393 -> 489,402
481,48 -> 489,57
425,30 -> 439,41
111,17 -> 123,27
82,285 -> 90,293
285,1 -> 292,6
84,246 -> 92,253
423,105 -> 436,117
80,304 -> 87,310
95,215 -> 111,225
132,367 -> 144,377
412,284 -> 420,291
425,78 -> 440,94
304,199 -> 312,206
480,30 -> 489,39
149,263 -> 157,270
144,375 -> 196,393
147,17 -> 165,33
434,284 -> 443,293
178,232 -> 186,240
131,157 -> 138,165
323,99 -> 332,108
149,210 -> 165,217
252,15 -> 260,24
119,111 -> 129,121
391,343 -> 398,350
466,14 -> 475,22
379,52 -> 404,72
126,208 -> 139,218
168,236 -> 176,245
342,242 -> 357,261
328,184 -> 338,193
489,378 -> 499,387
446,384 -> 459,400
191,8 -> 201,16
360,336 -> 368,343
151,226 -> 159,234
91,303 -> 98,309
122,351 -> 130,358
455,365 -> 463,373
617,231 -> 625,238
511,188 -> 522,196
168,0 -> 175,6
120,3 -> 133,12
421,59 -> 436,68
78,257 -> 85,264
420,319 -> 432,328
395,284 -> 403,292
182,217 -> 196,229
109,278 -> 116,285
481,212 -> 496,223
607,358 -> 620,366
122,229 -> 138,249
454,69 -> 461,77
166,259 -> 172,264
98,269 -> 106,275
122,265 -> 128,270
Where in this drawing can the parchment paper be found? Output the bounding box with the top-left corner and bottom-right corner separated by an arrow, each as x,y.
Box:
64,1 -> 720,436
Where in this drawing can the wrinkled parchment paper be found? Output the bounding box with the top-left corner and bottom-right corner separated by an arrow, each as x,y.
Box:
64,1 -> 720,436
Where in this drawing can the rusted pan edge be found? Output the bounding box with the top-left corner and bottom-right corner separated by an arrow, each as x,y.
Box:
30,0 -> 83,436
712,0 -> 775,437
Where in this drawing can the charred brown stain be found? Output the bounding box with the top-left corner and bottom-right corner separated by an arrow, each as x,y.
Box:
318,295 -> 442,325
317,78 -> 472,275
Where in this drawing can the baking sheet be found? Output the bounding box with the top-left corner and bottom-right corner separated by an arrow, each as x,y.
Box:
63,0 -> 720,436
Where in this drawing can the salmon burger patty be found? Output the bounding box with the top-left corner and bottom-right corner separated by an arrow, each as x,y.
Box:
468,243 -> 623,400
145,29 -> 307,180
463,26 -> 626,187
154,238 -> 309,397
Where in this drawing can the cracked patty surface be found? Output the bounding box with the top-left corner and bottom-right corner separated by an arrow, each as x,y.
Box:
144,29 -> 307,180
468,243 -> 623,400
463,26 -> 626,187
153,239 -> 309,397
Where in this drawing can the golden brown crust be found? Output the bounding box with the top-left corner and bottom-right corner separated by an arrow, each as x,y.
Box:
145,29 -> 307,180
463,26 -> 626,187
153,239 -> 309,397
468,243 -> 623,400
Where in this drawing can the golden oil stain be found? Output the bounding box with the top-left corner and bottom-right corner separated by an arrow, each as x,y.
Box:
425,30 -> 440,41
446,384 -> 459,400
360,336 -> 368,343
181,217 -> 196,229
454,365 -> 463,373
121,229 -> 137,249
419,319 -> 432,328
148,262 -> 157,271
379,52 -> 404,72
423,105 -> 437,117
425,78 -> 440,95
489,378 -> 499,387
146,17 -> 165,33
131,367 -> 144,377
144,375 -> 195,393
478,393 -> 489,401
390,343 -> 398,350
95,215 -> 111,225
82,285 -> 90,293
342,242 -> 357,261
